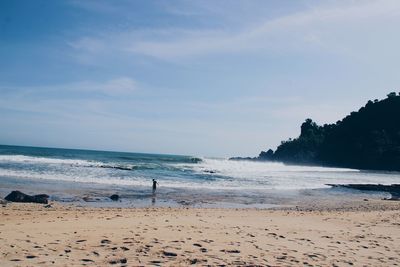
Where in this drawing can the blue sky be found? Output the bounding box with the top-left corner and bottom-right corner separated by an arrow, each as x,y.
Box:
1,0 -> 400,157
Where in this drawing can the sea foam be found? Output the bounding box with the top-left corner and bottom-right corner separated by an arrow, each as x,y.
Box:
0,152 -> 399,191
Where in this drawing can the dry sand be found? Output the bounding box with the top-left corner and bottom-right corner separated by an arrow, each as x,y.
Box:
1,200 -> 400,266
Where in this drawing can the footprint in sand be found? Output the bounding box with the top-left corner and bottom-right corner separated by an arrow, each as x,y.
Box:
163,251 -> 178,257
81,259 -> 94,263
221,249 -> 240,254
26,255 -> 37,259
101,239 -> 111,244
109,258 -> 127,264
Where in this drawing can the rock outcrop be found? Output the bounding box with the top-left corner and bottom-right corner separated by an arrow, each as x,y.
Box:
4,191 -> 49,204
328,184 -> 400,200
110,194 -> 120,201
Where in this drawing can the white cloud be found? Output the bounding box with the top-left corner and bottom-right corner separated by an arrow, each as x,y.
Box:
69,0 -> 400,61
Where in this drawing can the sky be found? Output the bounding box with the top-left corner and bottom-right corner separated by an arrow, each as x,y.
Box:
1,0 -> 400,157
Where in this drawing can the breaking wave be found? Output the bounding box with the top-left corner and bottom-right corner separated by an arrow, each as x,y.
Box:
0,152 -> 399,191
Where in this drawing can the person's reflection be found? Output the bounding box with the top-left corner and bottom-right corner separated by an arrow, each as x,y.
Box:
151,194 -> 156,205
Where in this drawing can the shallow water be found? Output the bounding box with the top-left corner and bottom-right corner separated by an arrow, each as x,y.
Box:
0,145 -> 398,208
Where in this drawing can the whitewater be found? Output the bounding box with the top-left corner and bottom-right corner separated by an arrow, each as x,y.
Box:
0,145 -> 399,207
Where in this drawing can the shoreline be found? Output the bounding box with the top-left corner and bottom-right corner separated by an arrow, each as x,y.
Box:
1,201 -> 400,266
2,193 -> 400,212
0,175 -> 396,210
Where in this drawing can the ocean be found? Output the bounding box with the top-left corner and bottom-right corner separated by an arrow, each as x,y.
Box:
0,145 -> 399,208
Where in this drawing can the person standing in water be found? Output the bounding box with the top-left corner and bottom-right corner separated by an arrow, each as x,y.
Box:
152,179 -> 159,194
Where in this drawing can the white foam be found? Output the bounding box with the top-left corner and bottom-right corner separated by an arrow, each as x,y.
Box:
0,168 -> 246,190
172,158 -> 399,190
176,158 -> 359,178
0,155 -> 100,166
0,156 -> 399,191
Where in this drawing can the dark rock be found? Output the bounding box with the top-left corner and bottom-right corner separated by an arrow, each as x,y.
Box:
229,156 -> 256,161
177,200 -> 191,206
100,165 -> 135,171
35,194 -> 49,199
258,149 -> 275,160
328,184 -> 400,200
110,194 -> 119,201
327,183 -> 400,192
82,196 -> 96,202
4,191 -> 49,204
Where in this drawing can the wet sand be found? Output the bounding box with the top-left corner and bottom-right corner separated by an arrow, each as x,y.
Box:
1,200 -> 400,266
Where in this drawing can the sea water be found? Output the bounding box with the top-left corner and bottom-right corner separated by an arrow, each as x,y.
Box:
0,145 -> 399,207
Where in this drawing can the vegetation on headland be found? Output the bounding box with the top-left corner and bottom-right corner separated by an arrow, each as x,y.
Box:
231,92 -> 400,171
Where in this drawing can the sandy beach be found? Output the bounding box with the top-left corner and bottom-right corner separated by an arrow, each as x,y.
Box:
3,0 -> 400,266
1,200 -> 400,266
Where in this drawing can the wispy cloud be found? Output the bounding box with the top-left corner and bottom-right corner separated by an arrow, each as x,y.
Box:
1,77 -> 137,97
69,0 -> 400,62
77,77 -> 137,95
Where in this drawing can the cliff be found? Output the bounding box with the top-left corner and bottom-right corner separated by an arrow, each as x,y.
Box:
234,92 -> 400,171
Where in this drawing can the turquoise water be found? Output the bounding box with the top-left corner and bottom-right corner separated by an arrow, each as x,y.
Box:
0,145 -> 399,207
